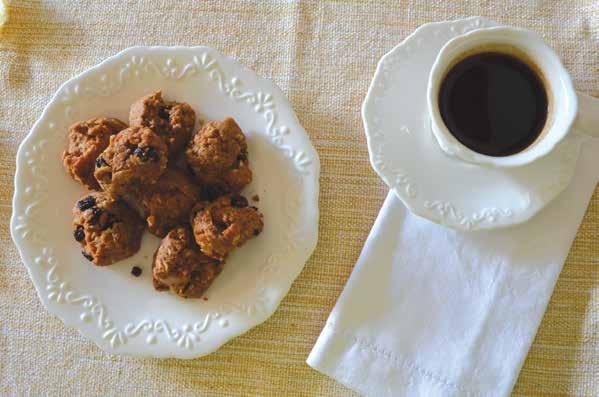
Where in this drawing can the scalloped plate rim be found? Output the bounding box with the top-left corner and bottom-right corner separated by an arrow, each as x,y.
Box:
11,45 -> 320,358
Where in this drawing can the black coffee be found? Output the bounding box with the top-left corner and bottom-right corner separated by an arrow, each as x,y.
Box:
438,52 -> 548,157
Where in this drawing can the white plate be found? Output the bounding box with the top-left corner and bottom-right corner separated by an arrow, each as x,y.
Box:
362,17 -> 582,231
11,46 -> 320,358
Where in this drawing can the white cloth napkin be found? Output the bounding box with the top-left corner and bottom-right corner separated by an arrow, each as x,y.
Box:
307,139 -> 599,397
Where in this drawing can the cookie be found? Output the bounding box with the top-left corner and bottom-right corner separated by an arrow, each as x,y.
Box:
152,226 -> 224,298
72,192 -> 145,266
129,91 -> 196,156
185,117 -> 252,194
190,194 -> 263,260
94,126 -> 168,196
62,117 -> 127,190
122,168 -> 200,237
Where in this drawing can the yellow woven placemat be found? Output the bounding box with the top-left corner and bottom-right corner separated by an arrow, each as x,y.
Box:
1,1 -> 597,396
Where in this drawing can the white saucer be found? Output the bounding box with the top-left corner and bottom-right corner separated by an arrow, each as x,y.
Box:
11,46 -> 320,358
362,17 -> 583,231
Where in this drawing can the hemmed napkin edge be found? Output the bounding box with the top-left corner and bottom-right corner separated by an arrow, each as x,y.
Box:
307,322 -> 484,397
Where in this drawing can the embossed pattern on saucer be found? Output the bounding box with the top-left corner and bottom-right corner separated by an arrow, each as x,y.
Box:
362,17 -> 582,231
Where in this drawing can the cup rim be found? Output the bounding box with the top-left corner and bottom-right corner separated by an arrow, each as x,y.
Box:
427,26 -> 578,168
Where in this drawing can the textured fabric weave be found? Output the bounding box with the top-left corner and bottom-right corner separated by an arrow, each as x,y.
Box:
0,1 -> 597,396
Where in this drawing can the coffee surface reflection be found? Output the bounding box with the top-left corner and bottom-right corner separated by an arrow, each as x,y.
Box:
439,52 -> 548,157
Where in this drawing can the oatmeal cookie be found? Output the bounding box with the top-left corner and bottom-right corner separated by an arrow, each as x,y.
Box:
94,126 -> 168,196
62,117 -> 127,190
152,226 -> 224,298
123,168 -> 200,237
190,194 -> 263,260
129,91 -> 196,156
185,118 -> 252,194
72,192 -> 144,266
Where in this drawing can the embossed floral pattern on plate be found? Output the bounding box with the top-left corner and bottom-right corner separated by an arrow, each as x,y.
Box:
11,46 -> 320,358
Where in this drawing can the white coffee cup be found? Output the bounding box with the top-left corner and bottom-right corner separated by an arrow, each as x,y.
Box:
427,26 -> 599,168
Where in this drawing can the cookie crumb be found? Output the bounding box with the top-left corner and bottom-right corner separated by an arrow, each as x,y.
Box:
252,194 -> 259,202
131,266 -> 142,277
202,296 -> 208,301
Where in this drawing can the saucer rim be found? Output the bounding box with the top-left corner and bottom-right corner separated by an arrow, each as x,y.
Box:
362,17 -> 581,231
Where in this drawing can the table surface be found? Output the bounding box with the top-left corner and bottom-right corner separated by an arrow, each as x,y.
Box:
1,1 -> 597,396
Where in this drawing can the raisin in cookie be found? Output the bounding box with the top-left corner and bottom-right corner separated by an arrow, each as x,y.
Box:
73,192 -> 144,266
190,194 -> 263,260
129,91 -> 196,156
152,226 -> 224,299
62,117 -> 127,190
122,168 -> 200,237
94,126 -> 168,196
186,118 -> 252,194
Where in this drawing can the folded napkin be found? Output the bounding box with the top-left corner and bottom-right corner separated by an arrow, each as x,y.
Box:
308,139 -> 599,397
